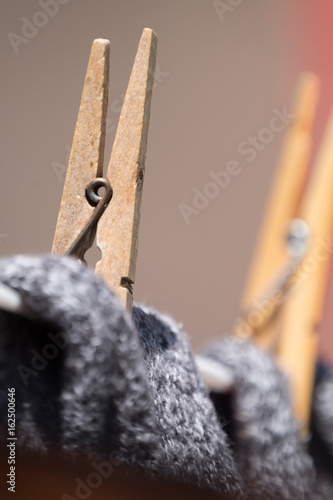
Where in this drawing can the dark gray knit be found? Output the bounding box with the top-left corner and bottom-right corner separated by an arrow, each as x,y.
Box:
0,254 -> 243,497
0,254 -> 160,468
202,337 -> 317,499
0,254 -> 332,499
132,305 -> 244,497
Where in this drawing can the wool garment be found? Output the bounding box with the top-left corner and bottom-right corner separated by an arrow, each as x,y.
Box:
0,254 -> 244,498
0,254 -> 332,499
0,254 -> 160,468
132,305 -> 244,498
201,337 -> 333,500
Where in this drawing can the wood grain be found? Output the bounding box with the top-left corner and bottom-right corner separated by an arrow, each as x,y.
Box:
95,28 -> 157,312
52,39 -> 110,257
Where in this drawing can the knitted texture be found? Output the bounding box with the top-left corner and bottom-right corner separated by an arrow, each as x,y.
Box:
201,337 -> 333,500
132,305 -> 244,498
0,254 -> 332,499
0,254 -> 160,468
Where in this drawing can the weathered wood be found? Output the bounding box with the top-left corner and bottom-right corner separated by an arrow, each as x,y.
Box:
95,28 -> 157,313
52,39 -> 110,256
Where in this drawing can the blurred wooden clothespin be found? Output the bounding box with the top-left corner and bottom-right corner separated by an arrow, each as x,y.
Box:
234,73 -> 333,435
52,29 -> 157,314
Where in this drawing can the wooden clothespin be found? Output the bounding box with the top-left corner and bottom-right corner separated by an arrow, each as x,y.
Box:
235,72 -> 333,434
234,74 -> 319,349
52,29 -> 157,314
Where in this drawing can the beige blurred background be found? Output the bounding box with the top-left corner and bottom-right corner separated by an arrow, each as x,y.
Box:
0,1 -> 331,358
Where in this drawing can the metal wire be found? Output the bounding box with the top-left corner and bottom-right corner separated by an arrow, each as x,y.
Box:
66,177 -> 113,260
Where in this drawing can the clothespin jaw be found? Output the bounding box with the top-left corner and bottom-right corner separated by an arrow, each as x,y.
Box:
52,29 -> 157,315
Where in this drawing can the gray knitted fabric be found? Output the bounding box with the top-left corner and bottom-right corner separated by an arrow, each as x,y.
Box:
0,254 -> 243,498
132,305 -> 244,497
0,254 -> 160,468
0,253 -> 332,499
202,337 -> 317,499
